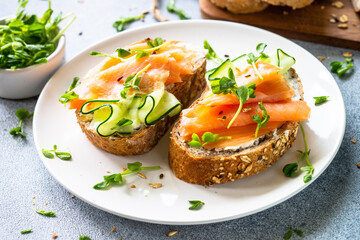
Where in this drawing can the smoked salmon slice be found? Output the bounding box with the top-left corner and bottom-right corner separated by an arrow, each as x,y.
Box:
69,40 -> 201,110
180,101 -> 311,139
201,75 -> 295,106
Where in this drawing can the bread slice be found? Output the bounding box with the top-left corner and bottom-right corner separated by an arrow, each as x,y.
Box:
262,0 -> 314,9
76,53 -> 207,156
169,68 -> 304,185
209,0 -> 268,14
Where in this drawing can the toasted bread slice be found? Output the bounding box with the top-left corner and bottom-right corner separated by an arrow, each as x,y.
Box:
169,68 -> 304,185
75,42 -> 207,156
209,0 -> 268,14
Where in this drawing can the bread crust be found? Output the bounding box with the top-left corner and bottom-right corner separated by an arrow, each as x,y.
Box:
169,68 -> 304,185
210,0 -> 268,14
262,0 -> 314,9
76,57 -> 207,156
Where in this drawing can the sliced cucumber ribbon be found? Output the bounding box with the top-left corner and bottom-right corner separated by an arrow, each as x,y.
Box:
207,49 -> 295,82
80,90 -> 181,137
138,89 -> 182,125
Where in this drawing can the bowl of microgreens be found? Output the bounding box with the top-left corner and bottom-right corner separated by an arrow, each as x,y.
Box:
0,0 -> 75,99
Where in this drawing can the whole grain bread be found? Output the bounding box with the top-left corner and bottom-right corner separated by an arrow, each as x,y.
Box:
168,68 -> 304,185
209,0 -> 268,14
262,0 -> 315,9
76,55 -> 207,156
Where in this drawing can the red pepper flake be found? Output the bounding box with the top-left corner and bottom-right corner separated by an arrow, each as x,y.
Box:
51,233 -> 58,239
357,163 -> 360,168
218,111 -> 223,115
351,138 -> 357,144
117,76 -> 124,82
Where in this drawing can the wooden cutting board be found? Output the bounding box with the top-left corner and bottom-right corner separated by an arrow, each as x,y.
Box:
200,0 -> 360,50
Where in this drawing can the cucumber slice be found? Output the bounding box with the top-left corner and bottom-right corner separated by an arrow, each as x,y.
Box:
269,49 -> 295,74
81,99 -> 140,136
277,49 -> 295,74
208,59 -> 234,80
205,68 -> 216,81
232,54 -> 250,72
138,89 -> 181,125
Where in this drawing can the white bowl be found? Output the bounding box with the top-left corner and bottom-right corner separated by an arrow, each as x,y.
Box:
0,18 -> 65,99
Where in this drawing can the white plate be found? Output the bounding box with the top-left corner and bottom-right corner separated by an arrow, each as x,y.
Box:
33,20 -> 345,225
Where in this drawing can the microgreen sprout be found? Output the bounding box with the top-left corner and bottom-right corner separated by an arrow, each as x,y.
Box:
36,210 -> 56,217
227,83 -> 256,129
20,229 -> 33,234
9,108 -> 33,138
93,162 -> 160,190
120,63 -> 151,98
59,77 -> 80,104
188,132 -> 231,148
283,123 -> 314,183
208,66 -> 257,128
147,37 -> 163,48
313,96 -> 329,106
252,102 -> 270,138
246,43 -> 269,80
90,38 -> 171,60
203,40 -> 223,65
42,145 -> 72,161
188,200 -> 205,210
132,39 -> 172,59
0,0 -> 75,69
113,13 -> 148,32
283,227 -> 303,239
330,58 -> 354,77
166,0 -> 190,20
79,236 -> 91,240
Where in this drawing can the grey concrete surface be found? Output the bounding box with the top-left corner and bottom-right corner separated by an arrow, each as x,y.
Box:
1,0 -> 359,239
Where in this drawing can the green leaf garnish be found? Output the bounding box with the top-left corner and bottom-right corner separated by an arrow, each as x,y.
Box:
113,13 -> 147,32
282,163 -> 299,177
79,236 -> 91,240
208,67 -> 257,129
21,229 -> 33,234
313,96 -> 329,106
147,37 -> 163,48
188,132 -> 231,148
283,123 -> 314,183
252,102 -> 270,138
91,39 -> 172,61
116,48 -> 131,58
89,51 -> 120,59
284,227 -> 303,239
59,77 -> 80,104
0,1 -> 75,69
120,63 -> 151,98
42,145 -> 72,161
330,58 -> 353,77
188,200 -> 205,210
246,43 -> 269,80
166,0 -> 190,20
203,40 -> 223,65
9,108 -> 33,138
36,210 -> 56,217
93,162 -> 160,190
